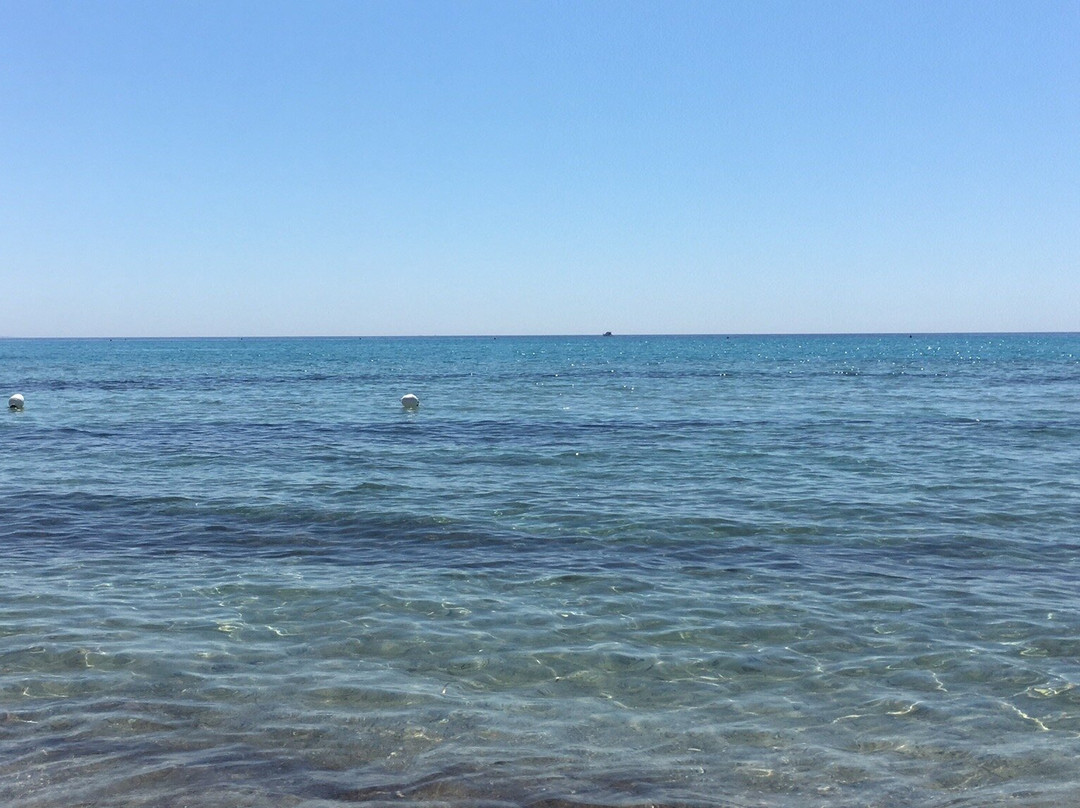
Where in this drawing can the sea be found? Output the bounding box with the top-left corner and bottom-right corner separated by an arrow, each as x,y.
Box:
2,334 -> 1079,808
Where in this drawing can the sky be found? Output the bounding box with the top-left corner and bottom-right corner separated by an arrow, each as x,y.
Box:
1,0 -> 1078,337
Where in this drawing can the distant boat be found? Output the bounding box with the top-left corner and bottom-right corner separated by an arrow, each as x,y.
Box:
602,331 -> 613,337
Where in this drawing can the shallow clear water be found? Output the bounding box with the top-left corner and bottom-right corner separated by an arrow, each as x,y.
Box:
2,334 -> 1079,807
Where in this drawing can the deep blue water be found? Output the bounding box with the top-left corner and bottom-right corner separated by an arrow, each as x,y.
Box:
2,334 -> 1079,807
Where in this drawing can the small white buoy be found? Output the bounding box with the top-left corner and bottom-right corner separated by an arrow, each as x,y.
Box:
8,393 -> 24,410
400,393 -> 420,410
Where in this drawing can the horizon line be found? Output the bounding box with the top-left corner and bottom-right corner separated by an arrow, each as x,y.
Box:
1,330 -> 1077,341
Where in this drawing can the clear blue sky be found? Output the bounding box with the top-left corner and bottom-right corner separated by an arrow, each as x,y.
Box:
2,1 -> 1077,336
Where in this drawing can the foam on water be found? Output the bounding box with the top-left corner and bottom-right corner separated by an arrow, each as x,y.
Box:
2,335 -> 1079,807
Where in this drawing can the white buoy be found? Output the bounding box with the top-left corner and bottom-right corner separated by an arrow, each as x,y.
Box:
400,393 -> 420,409
8,393 -> 24,410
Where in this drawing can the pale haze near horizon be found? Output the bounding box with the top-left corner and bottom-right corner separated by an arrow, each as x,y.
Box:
2,1 -> 1077,338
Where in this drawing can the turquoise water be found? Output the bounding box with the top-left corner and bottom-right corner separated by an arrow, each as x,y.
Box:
2,334 -> 1079,807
